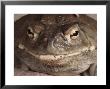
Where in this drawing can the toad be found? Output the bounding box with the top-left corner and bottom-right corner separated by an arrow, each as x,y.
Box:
14,14 -> 97,76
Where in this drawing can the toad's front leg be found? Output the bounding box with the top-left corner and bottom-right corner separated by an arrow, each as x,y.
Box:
89,63 -> 97,76
81,63 -> 97,76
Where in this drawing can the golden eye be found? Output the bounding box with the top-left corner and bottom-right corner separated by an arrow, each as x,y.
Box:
27,26 -> 34,39
70,30 -> 79,37
64,24 -> 80,41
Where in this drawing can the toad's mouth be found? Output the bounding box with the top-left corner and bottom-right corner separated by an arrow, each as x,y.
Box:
18,43 -> 95,62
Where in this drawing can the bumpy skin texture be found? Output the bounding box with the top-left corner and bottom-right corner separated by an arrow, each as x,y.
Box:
14,14 -> 97,76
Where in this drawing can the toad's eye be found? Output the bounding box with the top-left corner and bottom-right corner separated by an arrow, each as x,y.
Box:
70,30 -> 79,37
27,23 -> 44,41
64,24 -> 80,40
27,26 -> 34,39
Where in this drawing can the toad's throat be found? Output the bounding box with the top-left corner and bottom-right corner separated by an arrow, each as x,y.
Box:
18,44 -> 91,61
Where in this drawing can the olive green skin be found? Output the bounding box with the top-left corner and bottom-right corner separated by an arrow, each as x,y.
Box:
14,14 -> 97,76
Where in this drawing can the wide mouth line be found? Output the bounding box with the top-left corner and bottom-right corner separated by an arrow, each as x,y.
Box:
25,47 -> 89,61
18,43 -> 91,61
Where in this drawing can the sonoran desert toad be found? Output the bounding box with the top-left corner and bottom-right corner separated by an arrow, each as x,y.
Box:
14,14 -> 97,76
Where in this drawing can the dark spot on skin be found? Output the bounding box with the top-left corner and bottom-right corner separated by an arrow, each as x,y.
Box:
54,56 -> 56,58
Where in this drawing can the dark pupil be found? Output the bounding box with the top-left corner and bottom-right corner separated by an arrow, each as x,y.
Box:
70,31 -> 79,37
27,29 -> 33,35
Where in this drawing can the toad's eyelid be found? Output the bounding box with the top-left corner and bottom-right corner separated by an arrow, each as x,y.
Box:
65,24 -> 79,33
